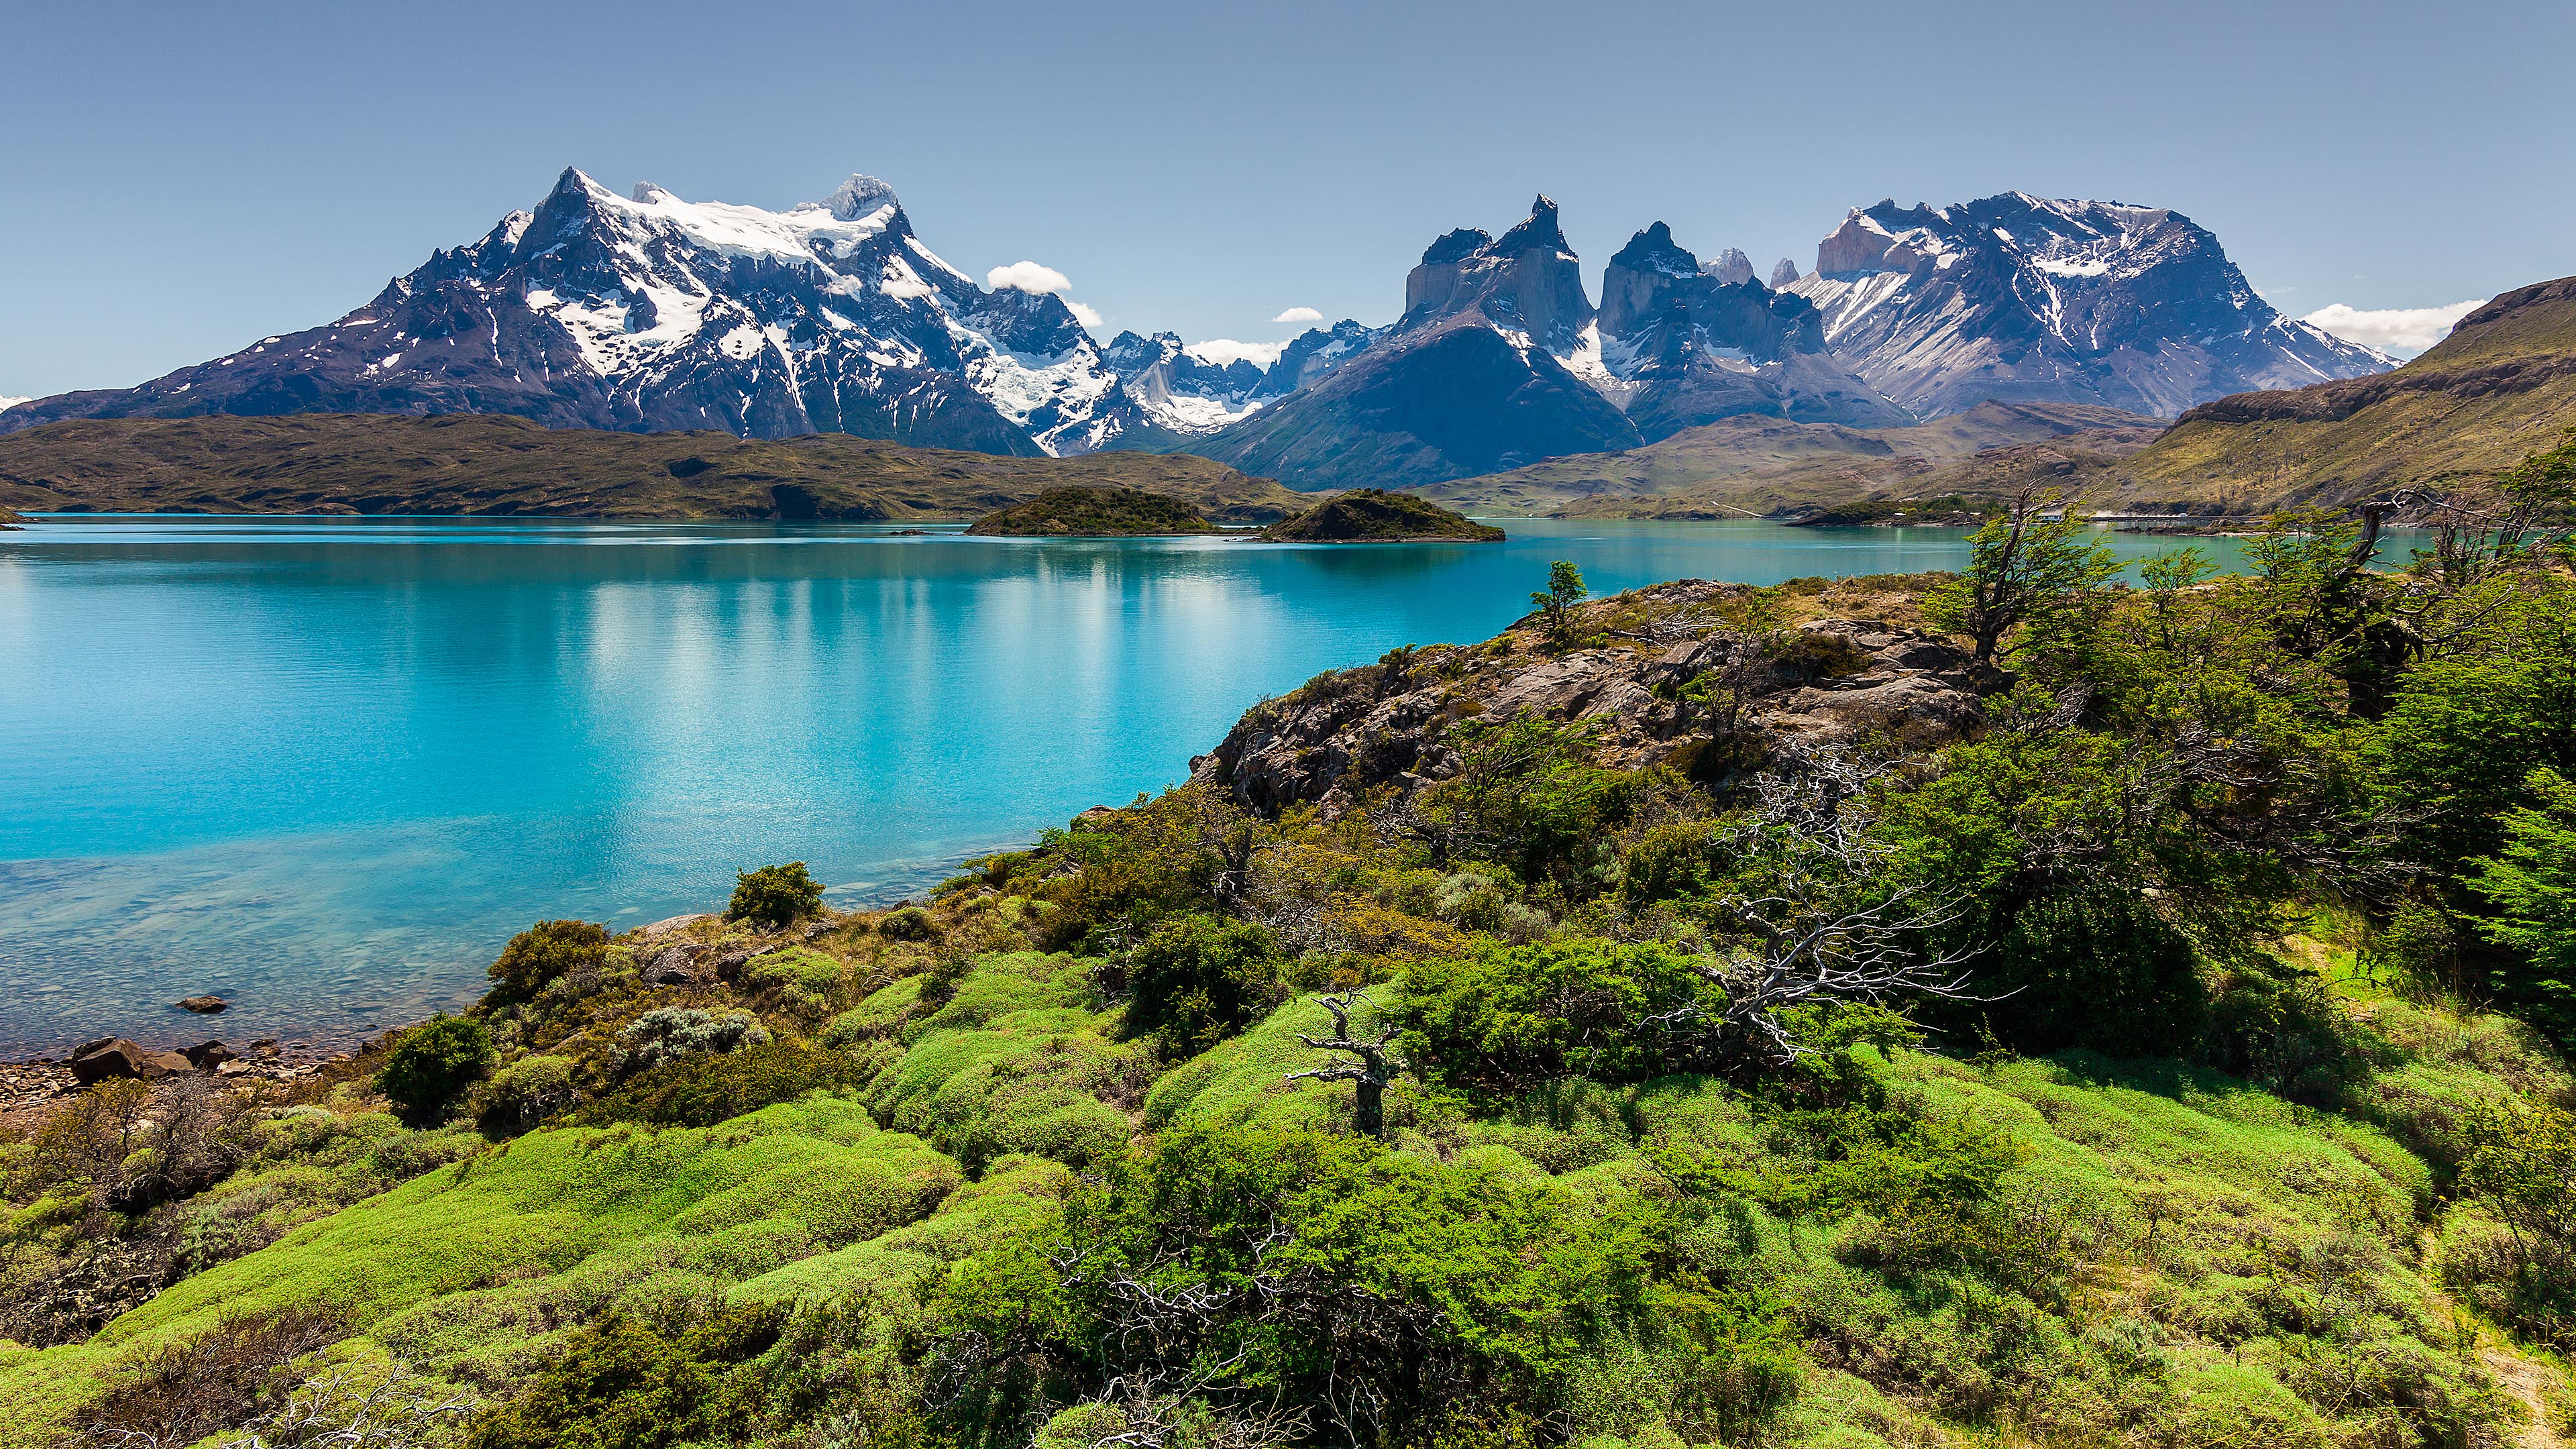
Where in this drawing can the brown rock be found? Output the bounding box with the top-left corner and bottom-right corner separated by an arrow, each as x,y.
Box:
639,913 -> 714,939
183,1040 -> 238,1069
71,1039 -> 194,1083
176,995 -> 227,1014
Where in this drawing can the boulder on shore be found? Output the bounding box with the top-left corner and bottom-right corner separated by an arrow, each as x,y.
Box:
70,1038 -> 194,1083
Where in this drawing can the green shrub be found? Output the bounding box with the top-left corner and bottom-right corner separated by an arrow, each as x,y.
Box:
744,946 -> 847,1024
478,1054 -> 576,1135
614,1006 -> 769,1077
1953,888 -> 2208,1057
374,1015 -> 494,1126
877,905 -> 935,941
484,919 -> 609,1006
464,1303 -> 782,1449
1401,938 -> 1725,1097
727,861 -> 826,928
1121,914 -> 1282,1055
580,1040 -> 879,1129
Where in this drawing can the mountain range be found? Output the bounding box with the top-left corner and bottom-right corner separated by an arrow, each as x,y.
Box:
2,170 -> 2400,492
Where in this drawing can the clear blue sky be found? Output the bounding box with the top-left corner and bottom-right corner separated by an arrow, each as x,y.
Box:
4,0 -> 2570,398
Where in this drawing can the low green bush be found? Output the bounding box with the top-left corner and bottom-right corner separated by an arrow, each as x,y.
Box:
1120,914 -> 1281,1055
581,1041 -> 879,1129
728,862 -> 825,928
464,1303 -> 782,1449
614,1006 -> 768,1077
374,1016 -> 494,1126
477,1054 -> 576,1135
484,919 -> 609,1006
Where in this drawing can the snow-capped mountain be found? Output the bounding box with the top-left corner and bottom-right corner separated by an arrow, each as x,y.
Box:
0,398 -> 28,415
1587,221 -> 1909,433
1193,199 -> 1913,490
1783,194 -> 2393,419
0,168 -> 1359,457
1089,322 -> 1381,447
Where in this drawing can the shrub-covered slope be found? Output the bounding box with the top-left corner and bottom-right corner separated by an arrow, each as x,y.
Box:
6,498 -> 2575,1449
1259,488 -> 1505,541
964,486 -> 1223,536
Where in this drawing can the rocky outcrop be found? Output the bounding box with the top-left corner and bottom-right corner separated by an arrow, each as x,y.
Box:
1768,258 -> 1803,289
70,1038 -> 195,1083
1403,196 -> 1596,352
1190,581 -> 1994,817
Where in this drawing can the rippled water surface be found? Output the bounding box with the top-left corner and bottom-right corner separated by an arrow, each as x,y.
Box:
0,515 -> 2245,1054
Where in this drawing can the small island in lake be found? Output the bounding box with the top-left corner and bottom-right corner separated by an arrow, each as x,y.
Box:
964,486 -> 1222,536
1258,488 -> 1505,542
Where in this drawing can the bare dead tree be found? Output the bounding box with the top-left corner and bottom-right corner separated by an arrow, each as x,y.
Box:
1285,991 -> 1405,1137
214,1368 -> 475,1449
1645,751 -> 1985,1062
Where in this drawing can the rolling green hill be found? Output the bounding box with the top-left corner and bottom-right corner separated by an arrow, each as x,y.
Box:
0,413 -> 1309,523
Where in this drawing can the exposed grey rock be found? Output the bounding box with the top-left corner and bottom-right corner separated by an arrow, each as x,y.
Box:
1768,258 -> 1803,289
1190,580 -> 1994,818
641,941 -> 713,987
639,912 -> 714,938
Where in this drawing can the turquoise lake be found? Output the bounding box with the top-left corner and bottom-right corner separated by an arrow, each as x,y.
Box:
0,516 -> 2246,1055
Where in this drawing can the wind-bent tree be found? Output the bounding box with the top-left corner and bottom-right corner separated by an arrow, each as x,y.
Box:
1925,486 -> 2118,665
1285,990 -> 1405,1136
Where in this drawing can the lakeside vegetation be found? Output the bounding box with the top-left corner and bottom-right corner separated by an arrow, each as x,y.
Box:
1260,489 -> 1505,542
965,488 -> 1222,537
1,434 -> 2572,1449
0,415 -> 1309,523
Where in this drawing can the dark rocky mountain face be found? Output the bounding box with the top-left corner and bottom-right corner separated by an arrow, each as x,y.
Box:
1193,198 -> 1644,490
1592,221 -> 1912,435
1784,193 -> 2392,419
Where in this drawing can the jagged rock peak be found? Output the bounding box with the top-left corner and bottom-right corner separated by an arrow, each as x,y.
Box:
824,173 -> 900,221
1611,221 -> 1699,278
1707,248 -> 1756,287
1768,258 -> 1802,288
1493,195 -> 1570,256
1421,227 -> 1494,265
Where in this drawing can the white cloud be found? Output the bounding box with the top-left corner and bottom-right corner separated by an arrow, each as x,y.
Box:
985,260 -> 1071,294
1067,301 -> 1103,329
1185,338 -> 1290,368
1271,306 -> 1324,324
2301,299 -> 2487,358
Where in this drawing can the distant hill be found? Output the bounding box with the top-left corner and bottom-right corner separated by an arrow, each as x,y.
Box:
2098,274 -> 2576,511
0,414 -> 1309,522
1427,400 -> 2162,517
1260,489 -> 1504,542
965,486 -> 1220,535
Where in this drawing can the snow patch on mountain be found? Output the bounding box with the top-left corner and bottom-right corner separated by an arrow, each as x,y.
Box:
1785,193 -> 2391,417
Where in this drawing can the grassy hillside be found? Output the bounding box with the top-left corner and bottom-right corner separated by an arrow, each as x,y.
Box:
963,486 -> 1223,536
0,413 -> 1309,523
2099,275 -> 2576,511
6,545 -> 2575,1449
1427,402 -> 2161,517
